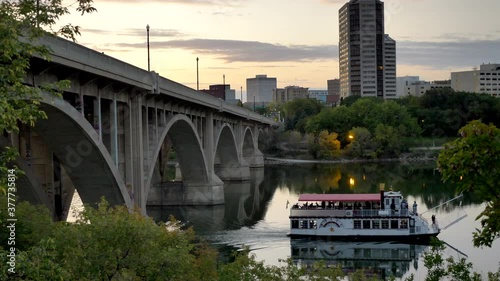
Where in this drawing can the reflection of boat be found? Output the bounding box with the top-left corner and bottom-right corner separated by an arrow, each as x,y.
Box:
289,186 -> 440,241
291,239 -> 427,279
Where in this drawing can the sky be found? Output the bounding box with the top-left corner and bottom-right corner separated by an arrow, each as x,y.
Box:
60,0 -> 500,101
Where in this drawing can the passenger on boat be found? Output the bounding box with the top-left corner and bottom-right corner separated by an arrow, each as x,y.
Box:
432,215 -> 436,224
413,201 -> 418,215
390,200 -> 396,214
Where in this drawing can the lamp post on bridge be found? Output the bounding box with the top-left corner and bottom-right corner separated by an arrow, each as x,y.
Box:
196,57 -> 199,91
146,24 -> 150,71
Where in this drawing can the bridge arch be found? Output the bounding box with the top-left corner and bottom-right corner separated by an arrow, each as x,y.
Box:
145,114 -> 213,203
213,124 -> 250,181
241,127 -> 262,168
214,124 -> 239,165
27,93 -> 132,213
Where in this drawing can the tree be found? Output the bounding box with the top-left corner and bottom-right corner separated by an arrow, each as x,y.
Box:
345,127 -> 374,158
437,120 -> 500,247
317,130 -> 341,158
0,198 -> 218,280
0,0 -> 97,192
283,98 -> 323,133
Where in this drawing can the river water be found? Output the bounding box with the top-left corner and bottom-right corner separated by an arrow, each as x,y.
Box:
148,162 -> 500,280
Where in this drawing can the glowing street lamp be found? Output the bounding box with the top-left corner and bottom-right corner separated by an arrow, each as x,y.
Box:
349,177 -> 355,187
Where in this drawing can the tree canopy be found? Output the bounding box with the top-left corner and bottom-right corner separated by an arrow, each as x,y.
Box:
0,0 -> 97,194
282,98 -> 324,133
437,120 -> 500,247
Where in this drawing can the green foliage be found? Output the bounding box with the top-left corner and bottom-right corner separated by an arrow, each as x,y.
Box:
437,120 -> 500,247
345,127 -> 374,158
423,239 -> 485,281
0,199 -> 54,251
340,95 -> 362,106
305,98 -> 419,157
0,198 -> 219,280
0,0 -> 96,194
283,98 -> 323,133
413,89 -> 500,137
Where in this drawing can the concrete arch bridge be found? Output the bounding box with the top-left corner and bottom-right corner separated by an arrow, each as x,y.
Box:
4,36 -> 276,219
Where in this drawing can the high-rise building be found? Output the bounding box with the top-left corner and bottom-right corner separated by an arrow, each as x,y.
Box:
451,64 -> 500,97
246,74 -> 277,104
338,0 -> 396,99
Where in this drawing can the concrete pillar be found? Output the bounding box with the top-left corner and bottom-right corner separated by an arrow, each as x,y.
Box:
252,125 -> 264,168
110,93 -> 118,166
130,96 -> 145,211
204,112 -> 214,176
97,92 -> 102,142
124,102 -> 133,186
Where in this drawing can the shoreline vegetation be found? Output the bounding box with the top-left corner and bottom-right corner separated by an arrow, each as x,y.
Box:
265,155 -> 439,165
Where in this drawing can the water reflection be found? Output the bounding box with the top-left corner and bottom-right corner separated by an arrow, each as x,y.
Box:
148,168 -> 272,232
291,239 -> 427,280
145,162 -> 495,278
268,162 -> 481,211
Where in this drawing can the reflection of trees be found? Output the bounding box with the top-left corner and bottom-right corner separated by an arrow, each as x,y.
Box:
271,162 -> 482,210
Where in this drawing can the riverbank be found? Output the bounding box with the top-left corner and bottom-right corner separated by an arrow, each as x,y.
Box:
264,156 -> 438,165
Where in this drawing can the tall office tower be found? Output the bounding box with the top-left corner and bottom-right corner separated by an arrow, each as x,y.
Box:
339,0 -> 396,99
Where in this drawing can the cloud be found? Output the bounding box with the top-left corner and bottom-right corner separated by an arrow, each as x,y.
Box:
114,39 -> 338,62
397,39 -> 500,69
98,35 -> 500,69
94,0 -> 244,6
81,28 -> 185,38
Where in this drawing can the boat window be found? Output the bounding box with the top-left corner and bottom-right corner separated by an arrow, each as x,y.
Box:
300,220 -> 308,229
291,220 -> 299,229
363,220 -> 371,229
381,220 -> 389,229
400,219 -> 408,229
309,220 -> 317,229
372,220 -> 380,229
354,220 -> 362,229
391,220 -> 399,229
363,249 -> 372,258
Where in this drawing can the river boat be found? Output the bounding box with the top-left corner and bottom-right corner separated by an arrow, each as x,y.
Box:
288,187 -> 440,242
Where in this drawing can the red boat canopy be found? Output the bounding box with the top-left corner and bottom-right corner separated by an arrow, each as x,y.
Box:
298,193 -> 380,202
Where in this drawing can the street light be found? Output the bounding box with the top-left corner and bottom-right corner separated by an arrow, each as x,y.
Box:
146,24 -> 150,71
196,57 -> 199,91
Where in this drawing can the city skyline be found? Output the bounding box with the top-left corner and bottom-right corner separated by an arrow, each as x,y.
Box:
60,0 -> 500,101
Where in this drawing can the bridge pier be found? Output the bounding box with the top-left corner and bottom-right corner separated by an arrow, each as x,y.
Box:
244,148 -> 265,168
146,181 -> 224,206
214,161 -> 250,181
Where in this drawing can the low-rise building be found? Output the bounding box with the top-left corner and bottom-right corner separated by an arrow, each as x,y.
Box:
451,63 -> 500,97
404,80 -> 451,97
273,86 -> 309,103
309,90 -> 329,103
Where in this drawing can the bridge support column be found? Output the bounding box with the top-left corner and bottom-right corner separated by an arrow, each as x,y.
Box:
214,161 -> 250,181
201,112 -> 224,204
130,96 -> 145,211
147,181 -> 224,206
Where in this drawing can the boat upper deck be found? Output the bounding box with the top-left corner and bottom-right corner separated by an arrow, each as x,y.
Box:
298,193 -> 380,202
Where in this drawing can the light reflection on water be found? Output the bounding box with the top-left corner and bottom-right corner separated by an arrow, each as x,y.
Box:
75,162 -> 500,279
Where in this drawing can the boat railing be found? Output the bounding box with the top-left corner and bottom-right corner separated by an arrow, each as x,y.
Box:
290,207 -> 413,218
